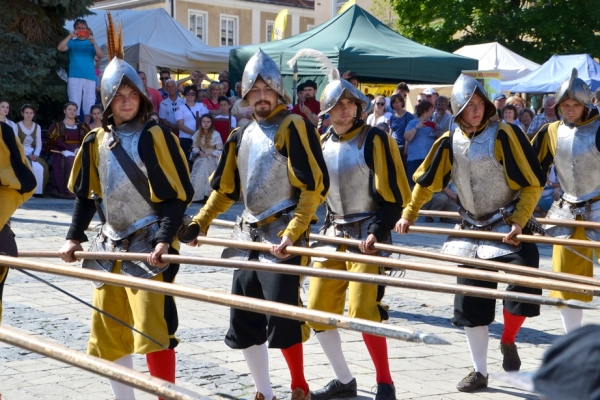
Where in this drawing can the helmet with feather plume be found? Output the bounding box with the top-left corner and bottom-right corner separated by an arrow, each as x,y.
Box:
100,13 -> 153,128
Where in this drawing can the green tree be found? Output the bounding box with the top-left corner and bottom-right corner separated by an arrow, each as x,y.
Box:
0,0 -> 94,126
391,0 -> 600,63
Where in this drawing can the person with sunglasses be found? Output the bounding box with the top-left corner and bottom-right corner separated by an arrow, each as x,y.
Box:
158,68 -> 171,99
366,95 -> 391,127
175,85 -> 208,158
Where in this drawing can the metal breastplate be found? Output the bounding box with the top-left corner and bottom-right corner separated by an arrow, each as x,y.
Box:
554,118 -> 600,203
237,112 -> 299,223
322,128 -> 378,223
452,122 -> 519,217
98,122 -> 160,240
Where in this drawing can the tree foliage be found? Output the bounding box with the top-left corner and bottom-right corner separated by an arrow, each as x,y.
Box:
0,0 -> 94,126
391,0 -> 600,64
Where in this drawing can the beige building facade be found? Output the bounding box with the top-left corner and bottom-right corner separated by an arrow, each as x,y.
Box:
93,0 -> 315,47
313,0 -> 371,26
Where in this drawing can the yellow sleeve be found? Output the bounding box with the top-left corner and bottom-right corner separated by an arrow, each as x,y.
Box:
530,122 -> 558,174
68,129 -> 102,198
372,132 -> 411,206
402,133 -> 453,221
276,116 -> 329,242
494,122 -> 546,227
0,123 -> 35,228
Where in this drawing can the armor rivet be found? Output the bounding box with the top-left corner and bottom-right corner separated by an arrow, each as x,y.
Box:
113,86 -> 117,90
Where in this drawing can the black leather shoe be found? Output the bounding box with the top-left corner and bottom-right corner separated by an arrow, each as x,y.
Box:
375,383 -> 396,400
500,342 -> 521,372
311,378 -> 357,400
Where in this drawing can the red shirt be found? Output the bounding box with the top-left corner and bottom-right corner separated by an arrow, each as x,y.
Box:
204,98 -> 220,111
146,87 -> 162,113
292,99 -> 320,119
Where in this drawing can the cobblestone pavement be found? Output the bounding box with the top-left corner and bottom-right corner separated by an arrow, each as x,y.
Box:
1,197 -> 598,399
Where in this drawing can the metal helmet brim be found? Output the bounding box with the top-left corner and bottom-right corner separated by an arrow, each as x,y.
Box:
240,49 -> 289,107
554,68 -> 595,113
100,57 -> 154,125
450,74 -> 496,123
319,79 -> 368,117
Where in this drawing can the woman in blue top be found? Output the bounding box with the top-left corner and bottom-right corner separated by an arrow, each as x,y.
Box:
389,94 -> 414,159
57,19 -> 103,124
404,100 -> 435,187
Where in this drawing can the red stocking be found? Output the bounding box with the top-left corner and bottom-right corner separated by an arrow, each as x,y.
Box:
501,308 -> 526,344
146,348 -> 176,400
362,333 -> 393,384
280,343 -> 309,393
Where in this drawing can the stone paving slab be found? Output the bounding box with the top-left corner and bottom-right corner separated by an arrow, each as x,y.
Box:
1,197 -> 599,399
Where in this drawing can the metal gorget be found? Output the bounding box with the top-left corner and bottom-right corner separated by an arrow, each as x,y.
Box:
554,118 -> 600,203
237,111 -> 299,223
98,120 -> 160,241
452,121 -> 519,217
322,126 -> 378,223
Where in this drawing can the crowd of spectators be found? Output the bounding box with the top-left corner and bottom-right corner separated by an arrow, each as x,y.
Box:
9,28 -> 586,210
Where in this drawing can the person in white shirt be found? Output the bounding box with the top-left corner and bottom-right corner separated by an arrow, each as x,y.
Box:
175,85 -> 208,158
366,95 -> 391,126
16,104 -> 48,196
159,79 -> 185,135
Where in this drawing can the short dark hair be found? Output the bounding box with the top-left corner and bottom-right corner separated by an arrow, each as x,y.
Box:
414,100 -> 433,117
217,96 -> 229,104
63,101 -> 78,111
137,71 -> 146,78
297,83 -> 305,93
90,104 -> 103,114
389,94 -> 404,107
503,104 -> 518,118
21,103 -> 35,113
183,85 -> 197,96
73,19 -> 87,29
435,95 -> 449,105
519,108 -> 534,119
395,82 -> 409,92
159,69 -> 170,76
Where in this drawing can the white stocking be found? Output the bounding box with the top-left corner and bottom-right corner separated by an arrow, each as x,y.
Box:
464,326 -> 489,377
242,343 -> 273,399
315,330 -> 354,384
109,354 -> 135,400
560,308 -> 583,334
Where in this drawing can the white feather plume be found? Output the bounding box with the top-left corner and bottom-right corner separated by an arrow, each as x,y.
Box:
286,49 -> 340,81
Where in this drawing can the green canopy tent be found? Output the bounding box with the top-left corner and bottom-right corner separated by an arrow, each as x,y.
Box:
229,4 -> 477,98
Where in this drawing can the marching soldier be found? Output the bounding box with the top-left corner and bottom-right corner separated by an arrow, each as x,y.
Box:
395,75 -> 546,392
58,17 -> 194,400
305,68 -> 410,400
0,120 -> 36,322
531,69 -> 600,333
183,49 -> 329,400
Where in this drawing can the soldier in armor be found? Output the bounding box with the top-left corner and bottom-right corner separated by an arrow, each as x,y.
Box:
58,19 -> 194,400
307,72 -> 411,400
0,120 -> 36,322
183,49 -> 329,400
531,69 -> 600,334
395,74 -> 546,392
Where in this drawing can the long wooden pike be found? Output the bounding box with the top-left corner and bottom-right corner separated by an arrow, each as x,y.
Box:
184,237 -> 600,301
209,219 -> 600,288
17,251 -> 595,310
0,325 -> 205,400
403,225 -> 600,249
418,210 -> 600,230
0,255 -> 448,344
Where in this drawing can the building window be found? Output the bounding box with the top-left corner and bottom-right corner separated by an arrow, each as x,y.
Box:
220,15 -> 238,46
266,20 -> 274,42
189,10 -> 207,42
306,24 -> 315,31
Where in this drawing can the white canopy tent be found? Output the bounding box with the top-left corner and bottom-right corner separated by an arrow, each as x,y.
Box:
67,8 -> 232,89
453,42 -> 540,82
